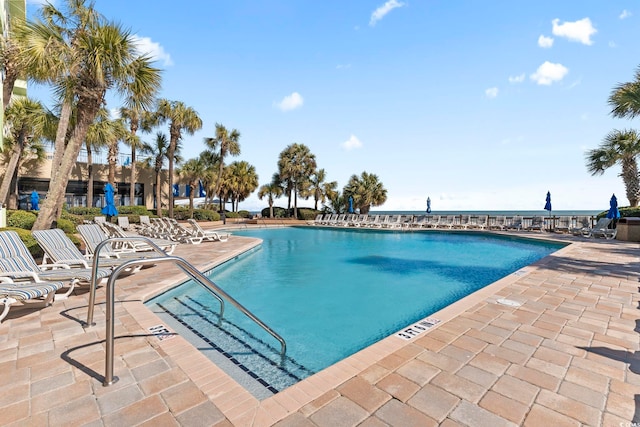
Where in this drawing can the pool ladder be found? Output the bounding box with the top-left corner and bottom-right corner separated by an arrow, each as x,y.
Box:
83,236 -> 287,386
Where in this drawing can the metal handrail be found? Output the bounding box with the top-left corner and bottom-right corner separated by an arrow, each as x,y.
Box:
84,236 -> 287,386
85,236 -> 222,327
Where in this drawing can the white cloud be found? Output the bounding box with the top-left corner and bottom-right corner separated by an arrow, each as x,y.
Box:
485,87 -> 499,99
342,135 -> 363,150
508,73 -> 525,84
274,92 -> 304,111
620,10 -> 632,20
370,0 -> 405,26
551,18 -> 597,45
530,61 -> 569,85
336,64 -> 352,70
131,35 -> 173,66
538,35 -> 554,48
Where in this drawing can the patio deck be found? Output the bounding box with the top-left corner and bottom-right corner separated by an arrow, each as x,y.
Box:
0,228 -> 638,426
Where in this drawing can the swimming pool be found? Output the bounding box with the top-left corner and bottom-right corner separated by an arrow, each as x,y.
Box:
146,227 -> 564,397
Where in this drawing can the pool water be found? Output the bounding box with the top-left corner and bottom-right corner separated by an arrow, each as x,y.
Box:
146,227 -> 563,396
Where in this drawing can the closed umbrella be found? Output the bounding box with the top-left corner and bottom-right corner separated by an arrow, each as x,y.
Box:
607,194 -> 620,219
348,196 -> 354,213
101,183 -> 118,219
30,190 -> 39,211
426,197 -> 431,213
198,180 -> 206,197
544,191 -> 552,230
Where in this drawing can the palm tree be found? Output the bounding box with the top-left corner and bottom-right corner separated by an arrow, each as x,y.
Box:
177,157 -> 205,218
84,108 -> 119,207
198,149 -> 221,208
120,106 -> 155,206
277,143 -> 317,218
30,0 -> 162,230
155,99 -> 202,219
140,132 -> 170,217
226,161 -> 258,212
609,66 -> 640,119
586,129 -> 640,206
344,171 -> 387,214
308,168 -> 337,210
258,176 -> 283,218
203,123 -> 241,205
0,98 -> 51,208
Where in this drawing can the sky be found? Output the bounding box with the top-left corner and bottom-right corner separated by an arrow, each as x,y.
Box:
24,0 -> 640,212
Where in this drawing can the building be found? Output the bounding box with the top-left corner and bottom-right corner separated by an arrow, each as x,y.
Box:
1,0 -> 27,151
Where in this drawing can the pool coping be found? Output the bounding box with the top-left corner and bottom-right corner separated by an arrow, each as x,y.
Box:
123,229 -> 577,426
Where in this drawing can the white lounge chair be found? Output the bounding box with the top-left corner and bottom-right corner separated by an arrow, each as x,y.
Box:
570,216 -> 592,235
582,218 -> 616,239
187,219 -> 230,242
0,279 -> 64,323
0,230 -> 112,299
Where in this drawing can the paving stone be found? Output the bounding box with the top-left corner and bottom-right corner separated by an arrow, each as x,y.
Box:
431,371 -> 487,403
479,390 -> 528,424
175,401 -> 228,426
407,384 -> 460,422
392,360 -> 438,388
375,398 -> 438,427
48,395 -> 101,426
337,376 -> 391,412
273,412 -> 317,427
449,400 -> 517,427
376,372 -> 420,402
456,365 -> 498,388
523,404 -> 580,426
536,388 -> 601,425
309,396 -> 369,427
468,351 -> 510,376
492,375 -> 539,406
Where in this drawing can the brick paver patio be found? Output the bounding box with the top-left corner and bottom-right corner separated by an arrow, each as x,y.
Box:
0,226 -> 638,426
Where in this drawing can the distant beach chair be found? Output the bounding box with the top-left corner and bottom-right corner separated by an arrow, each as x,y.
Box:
582,217 -> 616,239
504,216 -> 522,231
489,216 -> 506,230
524,216 -> 544,232
553,216 -> 571,233
570,216 -> 591,235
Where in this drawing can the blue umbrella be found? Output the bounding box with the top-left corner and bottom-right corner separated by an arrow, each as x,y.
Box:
544,191 -> 552,212
198,180 -> 206,197
607,194 -> 620,219
172,184 -> 179,197
30,190 -> 39,211
426,197 -> 431,213
348,196 -> 354,213
101,183 -> 118,218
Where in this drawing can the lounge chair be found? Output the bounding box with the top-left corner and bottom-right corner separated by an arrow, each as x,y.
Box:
504,216 -> 523,231
32,229 -> 143,274
454,215 -> 470,229
425,215 -> 440,228
582,218 -> 616,239
187,219 -> 230,242
438,215 -> 456,229
0,230 -> 111,299
308,214 -> 323,225
100,222 -> 177,254
382,215 -> 403,228
489,216 -> 506,230
553,216 -> 571,233
524,216 -> 544,232
0,279 -> 64,323
78,224 -> 171,260
468,215 -> 488,230
570,216 -> 592,235
117,216 -> 131,230
94,216 -> 106,224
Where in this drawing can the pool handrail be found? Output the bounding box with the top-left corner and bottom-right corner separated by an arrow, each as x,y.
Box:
84,236 -> 222,327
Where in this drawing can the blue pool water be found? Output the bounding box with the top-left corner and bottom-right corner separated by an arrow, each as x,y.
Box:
146,227 -> 564,396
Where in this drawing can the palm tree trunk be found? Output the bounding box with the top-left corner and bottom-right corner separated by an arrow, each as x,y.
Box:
129,148 -> 137,205
155,169 -> 163,218
189,182 -> 195,218
87,147 -> 94,208
168,144 -> 175,218
33,96 -> 101,230
50,100 -> 73,182
0,131 -> 24,205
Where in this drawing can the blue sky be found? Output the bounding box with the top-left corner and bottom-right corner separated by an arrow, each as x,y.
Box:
26,0 -> 640,212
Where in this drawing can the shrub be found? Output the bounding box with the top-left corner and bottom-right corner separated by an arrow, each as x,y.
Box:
238,210 -> 250,218
60,211 -> 85,227
7,210 -> 37,230
56,218 -> 77,234
297,208 -> 318,221
193,209 -> 218,221
67,207 -> 103,216
225,211 -> 240,219
0,227 -> 43,258
117,205 -> 152,216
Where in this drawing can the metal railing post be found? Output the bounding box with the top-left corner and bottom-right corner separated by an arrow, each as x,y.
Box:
101,254 -> 286,387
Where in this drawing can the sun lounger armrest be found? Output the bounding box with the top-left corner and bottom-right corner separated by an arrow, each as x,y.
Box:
0,271 -> 41,282
48,258 -> 90,268
39,263 -> 71,270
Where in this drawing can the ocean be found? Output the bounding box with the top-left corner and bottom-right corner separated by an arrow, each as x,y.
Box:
370,210 -> 603,217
